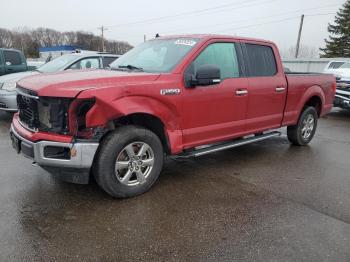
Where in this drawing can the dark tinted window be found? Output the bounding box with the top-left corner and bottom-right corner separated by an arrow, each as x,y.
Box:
245,44 -> 277,77
4,50 -> 22,65
193,43 -> 240,79
103,57 -> 118,68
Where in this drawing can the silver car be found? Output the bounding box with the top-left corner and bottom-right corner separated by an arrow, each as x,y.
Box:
0,53 -> 119,112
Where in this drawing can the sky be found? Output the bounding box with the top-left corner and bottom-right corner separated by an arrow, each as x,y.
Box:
0,0 -> 345,52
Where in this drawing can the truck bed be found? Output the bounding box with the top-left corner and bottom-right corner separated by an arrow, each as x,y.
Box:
283,73 -> 336,125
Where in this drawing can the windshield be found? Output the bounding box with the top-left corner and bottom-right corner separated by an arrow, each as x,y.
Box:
37,55 -> 79,73
110,38 -> 199,73
340,62 -> 350,69
328,62 -> 345,69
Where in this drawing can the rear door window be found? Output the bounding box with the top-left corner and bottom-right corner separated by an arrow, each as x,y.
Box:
3,50 -> 23,65
69,57 -> 100,70
245,44 -> 277,77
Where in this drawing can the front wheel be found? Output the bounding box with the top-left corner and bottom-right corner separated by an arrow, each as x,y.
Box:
287,106 -> 318,146
93,126 -> 164,198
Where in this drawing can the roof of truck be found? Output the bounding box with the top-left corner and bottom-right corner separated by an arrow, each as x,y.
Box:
157,34 -> 275,45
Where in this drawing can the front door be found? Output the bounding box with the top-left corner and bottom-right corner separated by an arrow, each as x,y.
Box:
181,42 -> 249,149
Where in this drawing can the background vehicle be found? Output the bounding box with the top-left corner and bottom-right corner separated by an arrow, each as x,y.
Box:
0,53 -> 119,111
0,48 -> 28,76
322,62 -> 350,110
10,35 -> 335,198
323,60 -> 348,74
329,62 -> 350,78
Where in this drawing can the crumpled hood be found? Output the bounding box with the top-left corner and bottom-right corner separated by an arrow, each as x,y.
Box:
0,71 -> 39,84
17,69 -> 160,97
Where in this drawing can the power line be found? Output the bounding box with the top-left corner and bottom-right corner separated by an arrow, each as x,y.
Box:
305,12 -> 336,17
217,12 -> 336,33
160,2 -> 340,34
106,0 -> 280,29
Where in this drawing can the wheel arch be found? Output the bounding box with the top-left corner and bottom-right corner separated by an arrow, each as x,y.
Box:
303,95 -> 323,117
299,85 -> 325,118
111,113 -> 172,155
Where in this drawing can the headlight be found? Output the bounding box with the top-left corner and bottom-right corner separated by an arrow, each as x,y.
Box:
2,82 -> 17,91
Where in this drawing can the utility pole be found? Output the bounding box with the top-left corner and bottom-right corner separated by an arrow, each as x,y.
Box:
98,26 -> 108,52
295,14 -> 304,59
144,35 -> 146,42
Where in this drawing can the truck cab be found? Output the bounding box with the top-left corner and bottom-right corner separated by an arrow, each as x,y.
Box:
0,48 -> 28,76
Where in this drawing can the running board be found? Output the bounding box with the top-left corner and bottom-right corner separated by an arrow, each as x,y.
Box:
175,131 -> 281,158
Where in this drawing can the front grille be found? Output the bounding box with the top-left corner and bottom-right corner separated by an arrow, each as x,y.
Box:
336,91 -> 350,99
17,93 -> 39,131
336,80 -> 350,91
16,87 -> 71,134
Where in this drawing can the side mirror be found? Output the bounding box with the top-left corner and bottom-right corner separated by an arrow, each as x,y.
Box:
191,64 -> 221,86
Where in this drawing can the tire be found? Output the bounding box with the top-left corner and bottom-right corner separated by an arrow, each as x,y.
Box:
93,125 -> 164,198
287,106 -> 318,146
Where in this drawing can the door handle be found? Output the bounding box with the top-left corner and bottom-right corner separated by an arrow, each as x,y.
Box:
275,87 -> 285,93
235,89 -> 248,96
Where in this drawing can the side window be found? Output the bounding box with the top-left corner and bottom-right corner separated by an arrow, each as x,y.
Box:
3,50 -> 22,65
193,43 -> 240,79
103,57 -> 118,68
245,44 -> 277,77
69,58 -> 100,70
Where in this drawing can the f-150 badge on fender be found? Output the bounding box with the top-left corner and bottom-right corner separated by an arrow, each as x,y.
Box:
160,89 -> 181,95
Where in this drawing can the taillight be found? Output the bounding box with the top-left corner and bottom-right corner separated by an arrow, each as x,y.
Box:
332,81 -> 337,93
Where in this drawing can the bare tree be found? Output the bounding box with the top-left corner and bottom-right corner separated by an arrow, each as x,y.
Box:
280,44 -> 319,59
0,27 -> 133,58
0,28 -> 13,48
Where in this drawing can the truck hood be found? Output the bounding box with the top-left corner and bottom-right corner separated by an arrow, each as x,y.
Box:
17,69 -> 161,97
0,71 -> 39,84
328,68 -> 350,78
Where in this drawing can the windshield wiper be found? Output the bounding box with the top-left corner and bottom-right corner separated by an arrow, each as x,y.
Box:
117,65 -> 144,71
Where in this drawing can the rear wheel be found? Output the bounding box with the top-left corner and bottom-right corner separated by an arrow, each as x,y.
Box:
287,106 -> 318,146
93,125 -> 164,198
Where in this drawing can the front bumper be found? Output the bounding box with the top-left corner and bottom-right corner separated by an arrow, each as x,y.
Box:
10,124 -> 99,184
0,90 -> 17,111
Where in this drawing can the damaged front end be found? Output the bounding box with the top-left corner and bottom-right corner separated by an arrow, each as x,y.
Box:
17,87 -> 71,134
13,86 -> 105,184
16,86 -> 102,139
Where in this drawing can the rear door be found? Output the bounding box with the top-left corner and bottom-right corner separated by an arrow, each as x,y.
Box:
3,50 -> 27,74
242,42 -> 287,133
181,41 -> 249,148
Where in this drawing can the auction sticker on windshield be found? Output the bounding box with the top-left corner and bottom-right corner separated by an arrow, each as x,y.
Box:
174,39 -> 197,46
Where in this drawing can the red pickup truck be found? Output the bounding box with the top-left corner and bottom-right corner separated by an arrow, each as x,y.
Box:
10,35 -> 335,198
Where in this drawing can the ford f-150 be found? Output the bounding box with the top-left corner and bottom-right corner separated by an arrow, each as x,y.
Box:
10,35 -> 336,198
